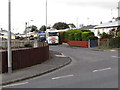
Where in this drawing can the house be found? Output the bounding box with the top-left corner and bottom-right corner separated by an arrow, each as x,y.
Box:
0,28 -> 15,40
94,20 -> 120,38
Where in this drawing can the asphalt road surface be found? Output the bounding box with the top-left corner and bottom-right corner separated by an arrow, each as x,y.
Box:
3,44 -> 119,88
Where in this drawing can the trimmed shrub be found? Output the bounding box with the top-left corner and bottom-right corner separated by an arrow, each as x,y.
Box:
74,32 -> 82,41
68,33 -> 75,40
24,43 -> 32,47
81,32 -> 90,41
100,32 -> 113,39
109,37 -> 120,48
34,36 -> 38,40
19,37 -> 25,40
62,29 -> 95,41
81,29 -> 91,32
15,36 -> 20,39
117,31 -> 120,37
88,36 -> 98,40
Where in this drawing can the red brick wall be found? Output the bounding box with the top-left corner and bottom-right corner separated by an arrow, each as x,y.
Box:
68,41 -> 88,48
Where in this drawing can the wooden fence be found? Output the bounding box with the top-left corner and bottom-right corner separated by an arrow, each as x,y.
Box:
1,45 -> 49,73
0,40 -> 48,49
0,40 -> 34,48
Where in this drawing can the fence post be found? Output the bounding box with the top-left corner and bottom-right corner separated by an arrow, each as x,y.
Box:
34,40 -> 38,48
98,39 -> 100,47
88,39 -> 90,48
107,39 -> 109,48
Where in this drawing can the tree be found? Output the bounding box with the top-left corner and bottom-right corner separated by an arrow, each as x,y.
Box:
39,25 -> 51,31
39,25 -> 46,31
53,22 -> 69,30
68,23 -> 76,28
31,25 -> 38,32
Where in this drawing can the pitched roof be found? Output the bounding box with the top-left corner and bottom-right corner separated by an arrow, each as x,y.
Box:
94,20 -> 120,29
80,25 -> 97,29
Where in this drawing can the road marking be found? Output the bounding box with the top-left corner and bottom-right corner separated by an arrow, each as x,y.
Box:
55,53 -> 66,57
93,67 -> 111,72
112,56 -> 120,58
52,75 -> 74,80
110,50 -> 116,52
2,82 -> 28,88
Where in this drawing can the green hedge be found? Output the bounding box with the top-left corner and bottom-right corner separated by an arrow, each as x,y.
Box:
24,43 -> 32,47
100,32 -> 113,39
62,29 -> 96,41
109,37 -> 120,48
81,32 -> 90,41
117,31 -> 120,37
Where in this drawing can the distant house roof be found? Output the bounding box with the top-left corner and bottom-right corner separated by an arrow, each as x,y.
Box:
0,29 -> 14,35
0,30 -> 8,32
80,25 -> 97,29
94,20 -> 120,29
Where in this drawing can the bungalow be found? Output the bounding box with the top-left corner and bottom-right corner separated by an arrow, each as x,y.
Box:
94,20 -> 120,38
0,28 -> 15,40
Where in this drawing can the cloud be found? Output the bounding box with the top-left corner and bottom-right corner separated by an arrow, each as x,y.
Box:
65,0 -> 119,9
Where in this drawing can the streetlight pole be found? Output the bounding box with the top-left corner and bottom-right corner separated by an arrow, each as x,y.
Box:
8,0 -> 12,73
25,22 -> 27,36
27,20 -> 33,28
25,20 -> 33,35
111,9 -> 113,20
27,20 -> 33,33
118,2 -> 120,17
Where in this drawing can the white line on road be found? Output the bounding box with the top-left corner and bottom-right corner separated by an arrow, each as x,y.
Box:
93,67 -> 111,72
110,50 -> 116,52
112,56 -> 120,58
2,82 -> 28,88
55,53 -> 66,57
52,75 -> 74,80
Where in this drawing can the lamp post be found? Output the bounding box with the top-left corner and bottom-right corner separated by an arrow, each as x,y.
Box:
27,20 -> 33,28
25,20 -> 33,35
8,0 -> 12,73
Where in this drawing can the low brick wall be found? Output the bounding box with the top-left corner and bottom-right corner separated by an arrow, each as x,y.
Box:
1,46 -> 49,73
67,41 -> 88,48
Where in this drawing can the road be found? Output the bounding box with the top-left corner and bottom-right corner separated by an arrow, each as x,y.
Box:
3,44 -> 118,88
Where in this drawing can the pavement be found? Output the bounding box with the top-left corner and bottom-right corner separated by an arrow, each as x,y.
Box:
1,50 -> 72,85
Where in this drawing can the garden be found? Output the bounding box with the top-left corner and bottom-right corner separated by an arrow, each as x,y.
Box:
62,29 -> 120,49
98,32 -> 120,49
62,29 -> 98,48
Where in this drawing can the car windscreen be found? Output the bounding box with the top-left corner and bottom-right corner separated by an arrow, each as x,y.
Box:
49,32 -> 58,36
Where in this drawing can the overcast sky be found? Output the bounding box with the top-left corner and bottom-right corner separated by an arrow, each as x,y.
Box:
0,0 -> 119,33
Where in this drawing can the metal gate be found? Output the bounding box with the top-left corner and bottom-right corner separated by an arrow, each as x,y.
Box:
90,40 -> 98,47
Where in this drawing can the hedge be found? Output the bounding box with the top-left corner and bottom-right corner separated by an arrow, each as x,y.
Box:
109,37 -> 120,48
62,29 -> 96,41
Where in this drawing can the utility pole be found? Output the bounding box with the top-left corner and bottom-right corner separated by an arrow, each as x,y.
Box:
111,9 -> 113,20
118,2 -> 120,18
87,17 -> 89,26
8,0 -> 12,73
25,22 -> 27,36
